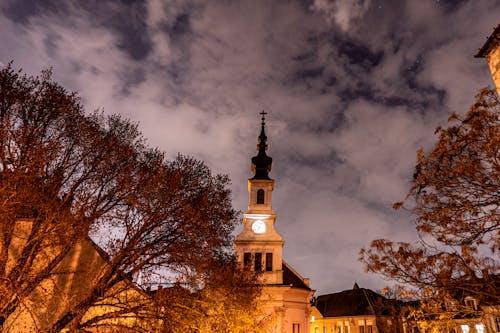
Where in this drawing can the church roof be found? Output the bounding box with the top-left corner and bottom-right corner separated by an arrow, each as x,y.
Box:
475,23 -> 500,58
314,286 -> 387,317
282,261 -> 311,290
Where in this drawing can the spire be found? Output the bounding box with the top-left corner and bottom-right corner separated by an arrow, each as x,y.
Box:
258,110 -> 268,152
251,111 -> 272,179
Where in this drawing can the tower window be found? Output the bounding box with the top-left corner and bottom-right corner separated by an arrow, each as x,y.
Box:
244,252 -> 251,268
254,252 -> 262,271
265,253 -> 273,271
257,189 -> 265,204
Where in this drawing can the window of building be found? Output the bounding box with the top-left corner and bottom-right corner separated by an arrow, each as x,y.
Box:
460,325 -> 469,333
366,325 -> 373,333
257,189 -> 265,204
359,326 -> 365,333
293,323 -> 300,333
446,299 -> 458,311
254,252 -> 262,271
495,316 -> 500,332
265,253 -> 273,271
244,252 -> 251,268
475,324 -> 484,333
465,297 -> 477,310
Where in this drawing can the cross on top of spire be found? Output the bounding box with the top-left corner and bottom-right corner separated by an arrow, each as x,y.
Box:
258,110 -> 268,151
260,110 -> 267,126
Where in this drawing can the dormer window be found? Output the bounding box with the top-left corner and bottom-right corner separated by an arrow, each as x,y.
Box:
445,299 -> 457,311
257,189 -> 265,204
465,297 -> 477,310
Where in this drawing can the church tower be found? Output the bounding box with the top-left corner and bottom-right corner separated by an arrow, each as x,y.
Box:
234,111 -> 284,285
234,112 -> 313,333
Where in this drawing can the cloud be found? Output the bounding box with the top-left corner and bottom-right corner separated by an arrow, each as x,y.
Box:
0,0 -> 498,295
331,100 -> 437,203
311,0 -> 372,32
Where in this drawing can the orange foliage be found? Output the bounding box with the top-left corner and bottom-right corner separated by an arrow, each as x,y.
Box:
360,88 -> 499,320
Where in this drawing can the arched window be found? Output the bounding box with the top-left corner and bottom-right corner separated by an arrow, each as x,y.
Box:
257,189 -> 265,204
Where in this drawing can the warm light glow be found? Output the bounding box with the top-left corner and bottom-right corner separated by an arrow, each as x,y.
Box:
310,315 -> 315,322
461,325 -> 469,333
244,214 -> 271,220
475,324 -> 484,333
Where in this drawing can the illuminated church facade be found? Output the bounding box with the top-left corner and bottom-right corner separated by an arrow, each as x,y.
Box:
234,112 -> 314,333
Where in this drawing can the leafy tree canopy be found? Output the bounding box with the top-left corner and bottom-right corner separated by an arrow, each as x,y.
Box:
361,87 -> 499,329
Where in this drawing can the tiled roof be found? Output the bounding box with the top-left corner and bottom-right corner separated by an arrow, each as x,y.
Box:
314,287 -> 386,317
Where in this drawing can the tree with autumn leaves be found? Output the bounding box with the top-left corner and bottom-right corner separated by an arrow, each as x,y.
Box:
154,256 -> 277,333
361,88 -> 500,331
0,63 -> 265,332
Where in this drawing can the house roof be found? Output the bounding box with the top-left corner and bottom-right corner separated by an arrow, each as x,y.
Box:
475,23 -> 500,58
314,286 -> 388,317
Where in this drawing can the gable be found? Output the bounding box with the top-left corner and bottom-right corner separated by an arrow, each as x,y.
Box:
282,261 -> 311,290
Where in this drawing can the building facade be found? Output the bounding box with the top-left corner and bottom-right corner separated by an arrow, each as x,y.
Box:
401,294 -> 500,333
2,219 -> 152,332
310,284 -> 402,333
234,112 -> 314,333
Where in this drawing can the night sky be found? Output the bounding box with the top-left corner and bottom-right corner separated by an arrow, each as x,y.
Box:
0,0 -> 498,295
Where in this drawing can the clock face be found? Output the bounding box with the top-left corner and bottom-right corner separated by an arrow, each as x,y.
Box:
251,220 -> 266,234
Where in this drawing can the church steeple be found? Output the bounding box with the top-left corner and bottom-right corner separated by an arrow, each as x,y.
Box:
234,112 -> 313,332
234,111 -> 283,284
251,111 -> 272,180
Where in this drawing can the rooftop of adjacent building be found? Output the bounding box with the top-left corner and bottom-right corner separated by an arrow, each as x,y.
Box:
475,23 -> 500,57
313,283 -> 397,318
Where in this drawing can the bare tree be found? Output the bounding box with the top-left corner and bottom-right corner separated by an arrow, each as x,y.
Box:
0,64 -> 258,332
0,63 -> 136,328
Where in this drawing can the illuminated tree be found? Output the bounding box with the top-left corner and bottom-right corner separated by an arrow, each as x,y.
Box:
360,88 -> 500,330
0,63 -> 126,329
154,255 -> 276,333
0,64 -> 258,332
